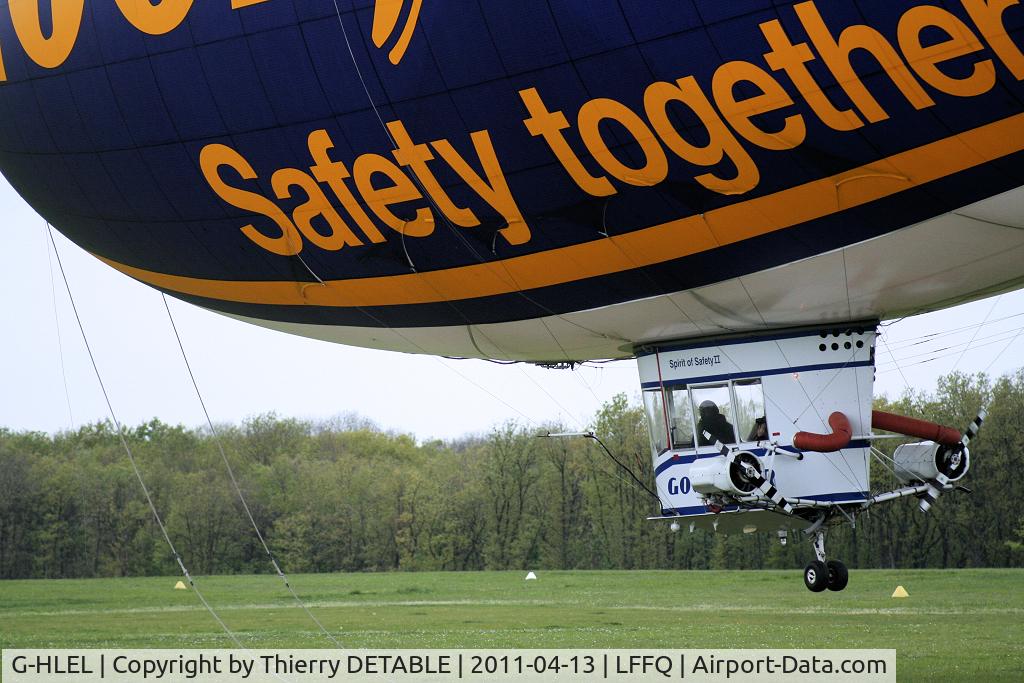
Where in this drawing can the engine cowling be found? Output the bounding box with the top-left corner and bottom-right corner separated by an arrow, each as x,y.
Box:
691,452 -> 763,496
893,442 -> 970,484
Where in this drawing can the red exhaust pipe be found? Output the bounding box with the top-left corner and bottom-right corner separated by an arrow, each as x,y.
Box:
794,412 -> 852,452
871,410 -> 961,446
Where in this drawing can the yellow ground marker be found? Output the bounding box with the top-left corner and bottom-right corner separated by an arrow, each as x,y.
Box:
892,585 -> 909,598
174,580 -> 188,590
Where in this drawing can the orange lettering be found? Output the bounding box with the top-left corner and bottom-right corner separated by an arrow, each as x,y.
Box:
115,0 -> 192,36
353,154 -> 434,237
9,0 -> 84,69
271,167 -> 365,251
761,19 -> 863,131
520,87 -> 616,197
899,5 -> 996,98
643,78 -> 760,195
431,130 -> 531,246
712,60 -> 807,150
199,144 -> 303,257
962,0 -> 1024,79
307,129 -> 387,244
796,1 -> 934,122
388,121 -> 479,228
577,98 -> 669,187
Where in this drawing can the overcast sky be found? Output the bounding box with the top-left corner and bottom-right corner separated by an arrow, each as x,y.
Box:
2,173 -> 1022,442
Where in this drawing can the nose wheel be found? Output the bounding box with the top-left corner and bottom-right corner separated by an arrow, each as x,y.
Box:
803,530 -> 849,592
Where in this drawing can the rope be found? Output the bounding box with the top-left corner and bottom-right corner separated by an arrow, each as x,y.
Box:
877,330 -> 1024,374
951,295 -> 1002,372
877,324 -> 1024,367
983,325 -> 1024,374
545,432 -> 663,505
161,294 -> 342,647
879,333 -> 913,394
883,311 -> 1024,351
43,220 -> 75,430
46,225 -> 246,650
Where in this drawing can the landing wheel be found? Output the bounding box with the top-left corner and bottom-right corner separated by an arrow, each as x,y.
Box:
803,560 -> 829,592
826,560 -> 849,591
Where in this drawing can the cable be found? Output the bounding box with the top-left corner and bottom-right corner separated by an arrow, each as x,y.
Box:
513,364 -> 588,430
951,295 -> 1002,372
878,330 -> 1024,373
433,357 -> 541,427
883,311 -> 1024,351
43,220 -> 74,430
878,324 -> 1024,366
543,432 -> 662,504
983,325 -> 1024,375
161,294 -> 342,647
46,225 -> 247,650
879,332 -> 913,394
870,445 -> 921,489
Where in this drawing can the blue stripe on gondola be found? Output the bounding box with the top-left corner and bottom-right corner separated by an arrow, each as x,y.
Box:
640,361 -> 874,390
654,439 -> 871,476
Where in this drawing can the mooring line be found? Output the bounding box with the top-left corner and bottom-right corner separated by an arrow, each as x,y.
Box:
45,224 -> 261,655
161,293 -> 343,647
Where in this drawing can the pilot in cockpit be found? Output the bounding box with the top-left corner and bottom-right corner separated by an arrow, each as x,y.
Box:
697,400 -> 736,446
747,416 -> 769,441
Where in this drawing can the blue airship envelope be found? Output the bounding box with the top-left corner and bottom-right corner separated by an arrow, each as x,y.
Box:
2,0 -> 1023,360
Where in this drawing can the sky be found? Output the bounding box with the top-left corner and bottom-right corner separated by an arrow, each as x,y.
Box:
3,173 -> 1023,442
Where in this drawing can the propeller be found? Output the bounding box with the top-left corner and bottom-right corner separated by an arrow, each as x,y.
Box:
703,431 -> 794,514
919,408 -> 986,513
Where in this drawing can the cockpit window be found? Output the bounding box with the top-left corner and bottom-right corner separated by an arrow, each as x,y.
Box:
643,389 -> 669,455
667,387 -> 695,449
645,378 -> 770,456
691,384 -> 737,446
734,378 -> 769,442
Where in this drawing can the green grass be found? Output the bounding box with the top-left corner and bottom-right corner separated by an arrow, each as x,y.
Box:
2,570 -> 1022,681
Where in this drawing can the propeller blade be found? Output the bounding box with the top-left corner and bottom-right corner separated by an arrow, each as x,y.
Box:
960,408 -> 986,448
703,430 -> 731,458
755,444 -> 794,514
919,473 -> 948,513
703,432 -> 793,514
750,472 -> 795,514
920,407 -> 986,513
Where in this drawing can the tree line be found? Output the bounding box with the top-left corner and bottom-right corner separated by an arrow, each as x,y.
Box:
1,371 -> 1022,579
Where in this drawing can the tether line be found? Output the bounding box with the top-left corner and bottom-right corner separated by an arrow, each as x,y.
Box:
46,224 -> 247,650
161,293 -> 342,647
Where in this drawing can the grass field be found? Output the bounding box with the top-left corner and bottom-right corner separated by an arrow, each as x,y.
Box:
2,569 -> 1022,681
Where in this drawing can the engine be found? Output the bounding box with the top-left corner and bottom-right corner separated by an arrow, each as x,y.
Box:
893,442 -> 970,484
690,452 -> 764,496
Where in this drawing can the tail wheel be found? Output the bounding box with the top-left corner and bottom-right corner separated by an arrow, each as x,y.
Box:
804,560 -> 829,592
826,560 -> 849,591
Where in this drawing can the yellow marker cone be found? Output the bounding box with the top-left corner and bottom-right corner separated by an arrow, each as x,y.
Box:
174,580 -> 188,590
892,585 -> 909,598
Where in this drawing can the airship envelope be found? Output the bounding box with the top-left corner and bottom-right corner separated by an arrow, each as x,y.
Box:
1,1 -> 1023,360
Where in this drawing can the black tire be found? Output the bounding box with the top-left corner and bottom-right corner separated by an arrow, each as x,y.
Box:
804,560 -> 829,592
826,560 -> 849,591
